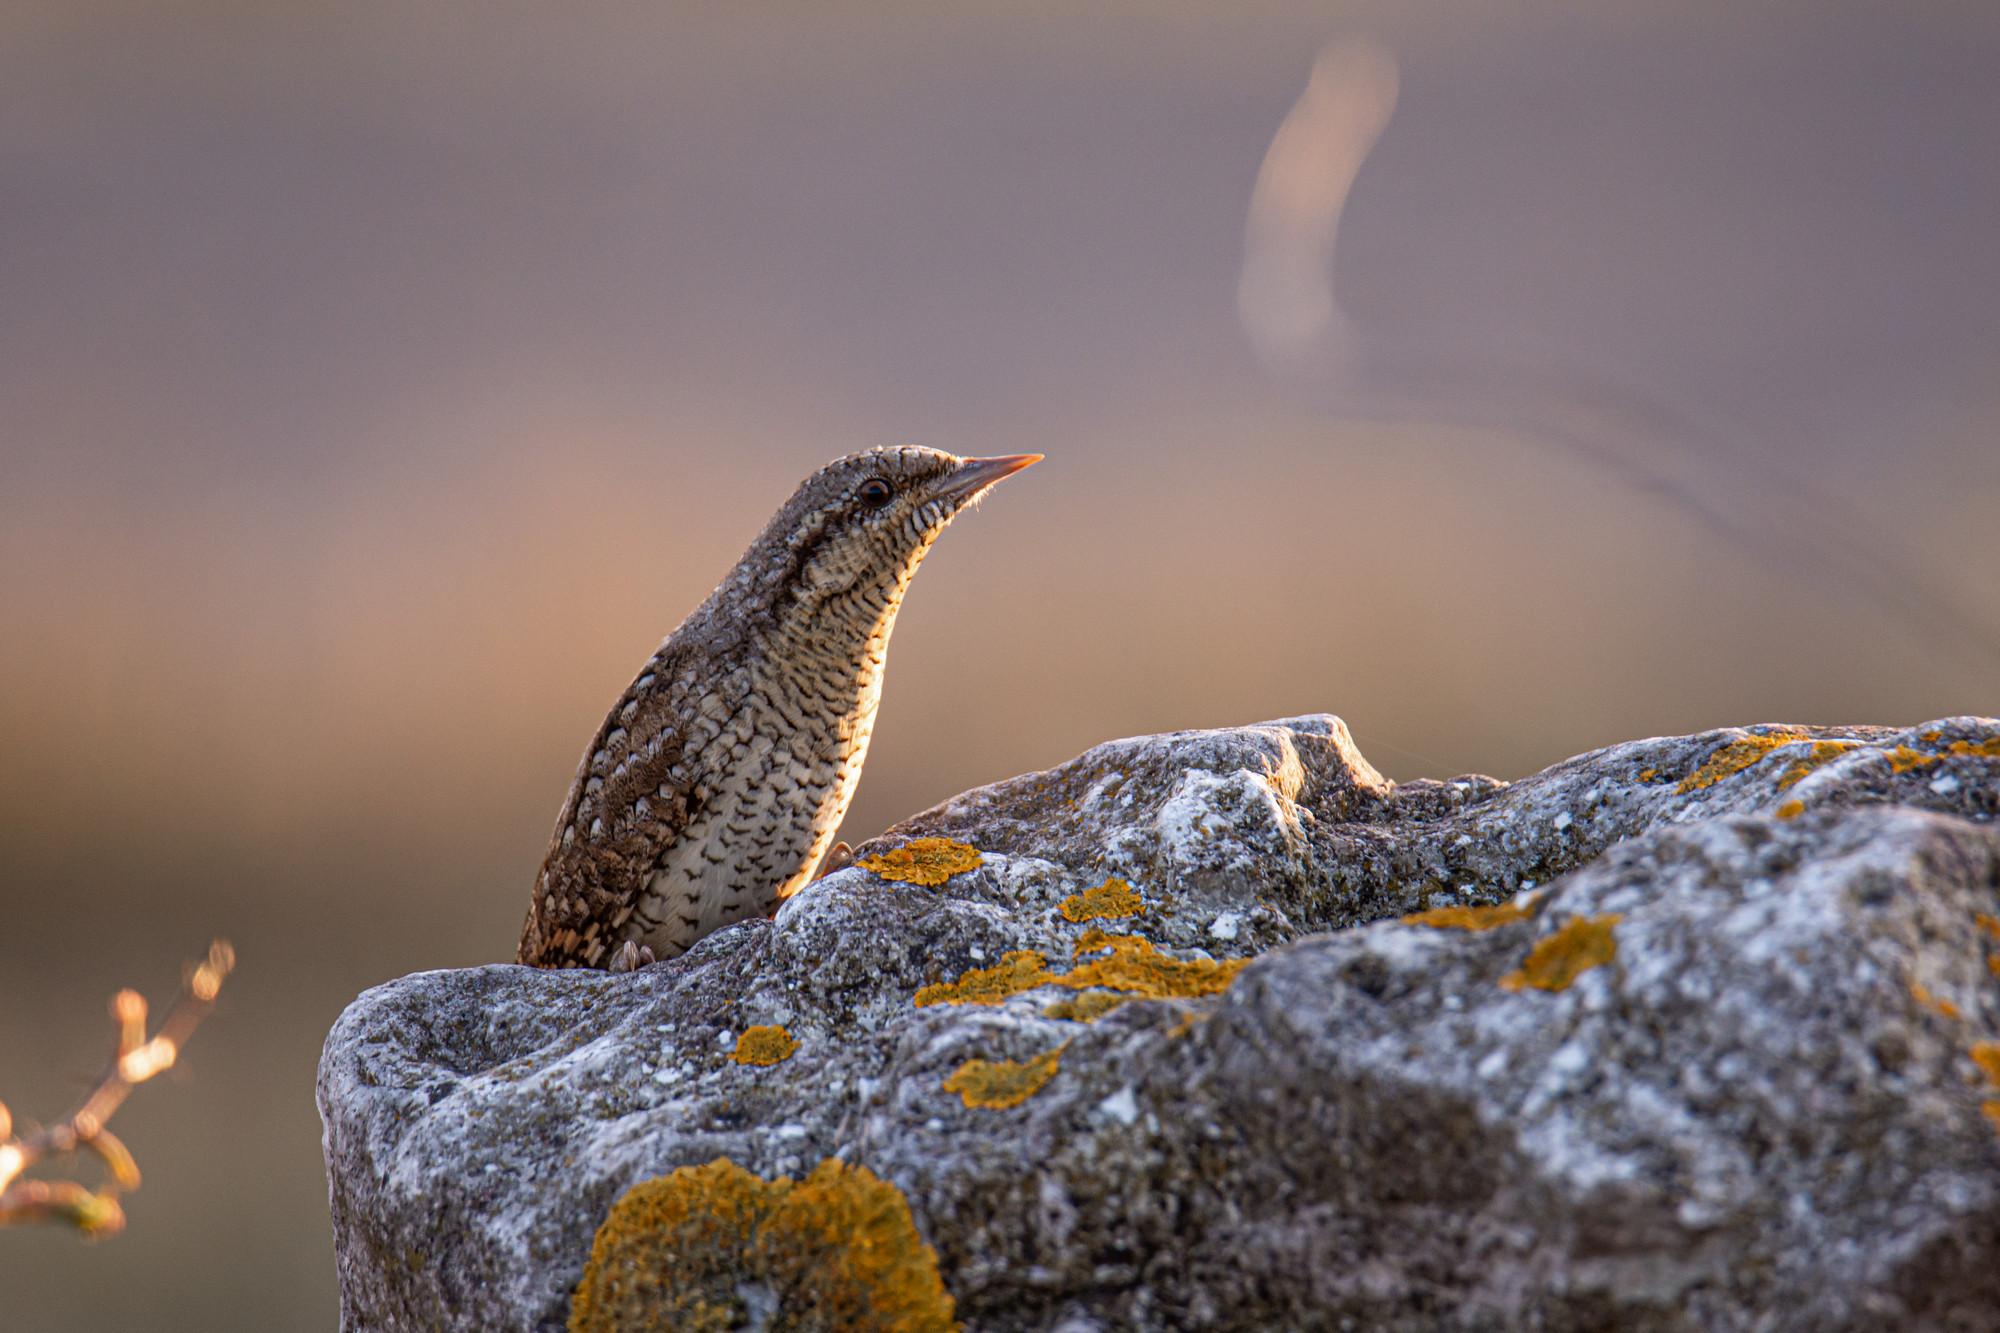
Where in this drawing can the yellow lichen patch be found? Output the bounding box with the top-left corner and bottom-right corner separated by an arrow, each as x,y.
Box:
1637,767 -> 1659,783
1886,745 -> 1937,774
1910,981 -> 1961,1020
941,1044 -> 1066,1110
1073,927 -> 1117,956
1402,897 -> 1538,932
569,1157 -> 957,1333
1676,728 -> 1811,793
1064,933 -> 1250,1000
1989,956 -> 2000,979
1971,1041 -> 2000,1086
1045,991 -> 1132,1023
858,838 -> 983,887
1976,914 -> 2000,941
913,951 -> 1052,1007
1775,800 -> 1805,820
730,1025 -> 800,1066
1500,914 -> 1624,992
1775,740 -> 1859,789
1058,877 -> 1146,923
1974,1048 -> 2000,1140
915,933 -> 1249,1010
1879,736 -> 2000,776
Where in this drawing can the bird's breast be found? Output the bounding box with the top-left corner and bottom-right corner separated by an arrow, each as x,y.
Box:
633,697 -> 867,957
618,607 -> 899,960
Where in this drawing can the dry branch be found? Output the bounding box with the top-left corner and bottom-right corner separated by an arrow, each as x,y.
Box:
0,940 -> 235,1237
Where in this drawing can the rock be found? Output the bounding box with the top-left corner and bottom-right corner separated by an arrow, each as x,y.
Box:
319,715 -> 2000,1331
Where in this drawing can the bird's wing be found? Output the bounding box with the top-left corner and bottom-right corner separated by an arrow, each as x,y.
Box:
517,654 -> 705,968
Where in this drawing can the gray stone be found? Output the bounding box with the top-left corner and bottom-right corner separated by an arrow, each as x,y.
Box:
319,714 -> 2000,1330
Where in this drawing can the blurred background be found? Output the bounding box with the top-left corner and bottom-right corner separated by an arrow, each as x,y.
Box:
3,2 -> 1995,1326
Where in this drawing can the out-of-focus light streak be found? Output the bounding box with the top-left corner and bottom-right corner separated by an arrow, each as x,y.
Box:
1239,39 -> 2000,678
1238,41 -> 1398,373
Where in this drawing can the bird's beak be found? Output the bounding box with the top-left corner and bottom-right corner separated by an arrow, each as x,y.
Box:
940,453 -> 1042,504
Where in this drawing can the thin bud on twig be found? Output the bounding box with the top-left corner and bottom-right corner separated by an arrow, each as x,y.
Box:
0,940 -> 236,1237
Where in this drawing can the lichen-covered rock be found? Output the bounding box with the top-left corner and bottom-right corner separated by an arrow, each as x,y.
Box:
319,714 -> 2000,1330
567,1158 -> 957,1332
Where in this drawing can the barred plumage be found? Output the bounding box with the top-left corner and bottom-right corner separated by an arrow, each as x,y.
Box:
517,447 -> 1039,970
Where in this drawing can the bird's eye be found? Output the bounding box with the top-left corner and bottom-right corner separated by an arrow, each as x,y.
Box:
856,477 -> 894,508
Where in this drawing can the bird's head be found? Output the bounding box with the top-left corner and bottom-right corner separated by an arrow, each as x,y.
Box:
754,446 -> 1041,611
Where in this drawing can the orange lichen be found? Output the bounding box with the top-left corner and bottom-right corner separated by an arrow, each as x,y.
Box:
1775,740 -> 1859,789
914,934 -> 1248,1010
569,1158 -> 956,1333
1044,991 -> 1132,1023
730,1026 -> 799,1066
1877,735 -> 2000,775
1970,1041 -> 2000,1083
1775,800 -> 1805,820
1977,914 -> 2000,941
1910,981 -> 1961,1020
1973,1045 -> 2000,1139
1676,728 -> 1811,793
858,838 -> 983,887
1637,767 -> 1659,783
913,951 -> 1053,1007
941,1044 -> 1066,1109
1058,877 -> 1146,923
1064,932 -> 1250,999
1402,897 -> 1538,932
1500,914 -> 1623,992
1886,745 -> 1936,774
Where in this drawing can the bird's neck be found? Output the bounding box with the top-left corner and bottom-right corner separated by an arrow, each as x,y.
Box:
748,544 -> 928,726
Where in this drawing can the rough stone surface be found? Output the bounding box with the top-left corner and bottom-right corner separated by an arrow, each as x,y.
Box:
319,714 -> 2000,1331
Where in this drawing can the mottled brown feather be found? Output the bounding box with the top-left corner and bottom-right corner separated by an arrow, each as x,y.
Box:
515,446 -> 1037,970
518,641 -> 702,967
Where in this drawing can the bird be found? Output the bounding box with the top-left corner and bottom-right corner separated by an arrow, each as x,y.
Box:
518,446 -> 1041,970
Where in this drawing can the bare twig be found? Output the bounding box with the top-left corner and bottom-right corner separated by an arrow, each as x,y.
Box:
0,940 -> 235,1237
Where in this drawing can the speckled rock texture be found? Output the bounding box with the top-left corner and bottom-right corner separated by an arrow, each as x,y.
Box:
320,714 -> 2000,1331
